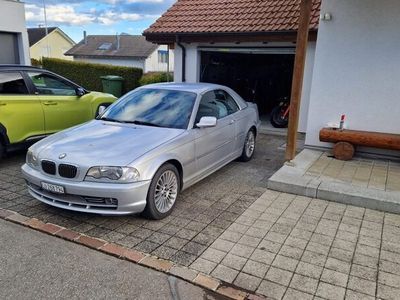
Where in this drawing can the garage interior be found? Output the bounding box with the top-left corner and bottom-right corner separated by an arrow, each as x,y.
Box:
200,48 -> 295,131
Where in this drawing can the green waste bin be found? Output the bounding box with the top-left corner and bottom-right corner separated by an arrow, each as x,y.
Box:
100,75 -> 124,97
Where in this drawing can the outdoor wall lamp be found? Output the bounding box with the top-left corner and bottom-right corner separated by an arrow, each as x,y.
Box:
320,12 -> 332,21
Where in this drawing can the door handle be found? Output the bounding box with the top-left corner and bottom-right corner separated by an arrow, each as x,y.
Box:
229,119 -> 235,125
43,101 -> 57,106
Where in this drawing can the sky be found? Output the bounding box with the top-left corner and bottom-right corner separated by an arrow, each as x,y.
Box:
24,0 -> 175,42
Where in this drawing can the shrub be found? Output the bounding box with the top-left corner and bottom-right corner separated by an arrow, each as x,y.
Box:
139,72 -> 173,86
31,58 -> 42,67
42,58 -> 143,93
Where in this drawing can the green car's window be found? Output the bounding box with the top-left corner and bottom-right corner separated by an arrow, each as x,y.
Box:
0,72 -> 28,94
28,72 -> 76,96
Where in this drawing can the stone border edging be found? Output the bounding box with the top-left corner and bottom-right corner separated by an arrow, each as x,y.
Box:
0,207 -> 265,300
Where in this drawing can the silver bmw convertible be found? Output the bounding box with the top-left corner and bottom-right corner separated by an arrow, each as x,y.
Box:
22,83 -> 260,219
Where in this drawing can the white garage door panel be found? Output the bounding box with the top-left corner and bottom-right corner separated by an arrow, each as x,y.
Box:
198,47 -> 296,55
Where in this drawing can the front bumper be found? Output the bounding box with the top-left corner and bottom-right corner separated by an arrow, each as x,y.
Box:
21,164 -> 150,215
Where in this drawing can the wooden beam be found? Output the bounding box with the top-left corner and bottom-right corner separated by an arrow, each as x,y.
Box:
285,0 -> 313,161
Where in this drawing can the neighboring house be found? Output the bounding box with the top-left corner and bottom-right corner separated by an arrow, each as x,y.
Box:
144,0 -> 320,133
65,35 -> 174,73
28,27 -> 75,61
0,0 -> 30,65
145,0 -> 400,157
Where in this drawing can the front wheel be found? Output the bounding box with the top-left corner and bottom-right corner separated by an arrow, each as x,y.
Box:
239,130 -> 256,162
270,105 -> 289,128
143,163 -> 180,220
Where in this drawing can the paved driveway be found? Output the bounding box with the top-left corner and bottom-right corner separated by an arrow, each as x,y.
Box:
0,134 -> 287,266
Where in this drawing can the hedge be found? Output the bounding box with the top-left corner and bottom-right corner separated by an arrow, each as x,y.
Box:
139,72 -> 174,86
42,58 -> 143,94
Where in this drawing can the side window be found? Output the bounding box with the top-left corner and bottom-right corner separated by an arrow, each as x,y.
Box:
195,90 -> 240,123
0,72 -> 28,94
27,72 -> 76,96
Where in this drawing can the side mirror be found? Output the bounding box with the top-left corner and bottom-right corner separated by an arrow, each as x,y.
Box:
75,87 -> 86,97
98,105 -> 107,116
196,116 -> 217,128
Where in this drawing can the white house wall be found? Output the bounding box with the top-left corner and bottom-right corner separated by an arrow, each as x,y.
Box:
173,42 -> 316,133
144,45 -> 175,73
306,0 -> 400,149
0,0 -> 30,64
74,57 -> 145,70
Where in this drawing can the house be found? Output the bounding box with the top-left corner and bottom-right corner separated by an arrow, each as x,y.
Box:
144,0 -> 320,133
145,0 -> 400,158
0,0 -> 30,64
65,34 -> 174,73
28,27 -> 75,61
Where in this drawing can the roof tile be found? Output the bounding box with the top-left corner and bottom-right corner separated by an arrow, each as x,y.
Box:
144,0 -> 321,35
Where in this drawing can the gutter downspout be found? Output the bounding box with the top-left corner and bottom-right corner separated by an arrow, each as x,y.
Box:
176,36 -> 186,82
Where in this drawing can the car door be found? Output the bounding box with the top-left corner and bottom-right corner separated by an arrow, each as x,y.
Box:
26,71 -> 90,134
0,71 -> 44,144
193,90 -> 238,174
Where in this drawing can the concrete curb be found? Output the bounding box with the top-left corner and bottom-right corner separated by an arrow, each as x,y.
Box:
0,207 -> 266,300
268,149 -> 400,213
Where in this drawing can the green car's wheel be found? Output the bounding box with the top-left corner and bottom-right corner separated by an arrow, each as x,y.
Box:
0,142 -> 5,160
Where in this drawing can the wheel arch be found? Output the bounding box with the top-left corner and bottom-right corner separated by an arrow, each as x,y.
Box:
0,123 -> 10,146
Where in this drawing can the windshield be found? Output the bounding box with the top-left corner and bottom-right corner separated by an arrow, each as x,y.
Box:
101,88 -> 197,129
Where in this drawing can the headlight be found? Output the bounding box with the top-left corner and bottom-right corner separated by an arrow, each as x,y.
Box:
26,150 -> 38,168
85,166 -> 140,183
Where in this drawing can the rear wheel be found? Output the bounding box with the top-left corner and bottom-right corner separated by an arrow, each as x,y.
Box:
270,105 -> 289,128
143,163 -> 180,220
239,129 -> 256,162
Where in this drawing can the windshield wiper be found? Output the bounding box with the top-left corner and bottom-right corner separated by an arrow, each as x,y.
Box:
98,117 -> 123,123
129,120 -> 161,127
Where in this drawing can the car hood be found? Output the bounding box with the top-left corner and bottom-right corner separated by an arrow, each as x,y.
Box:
35,120 -> 184,166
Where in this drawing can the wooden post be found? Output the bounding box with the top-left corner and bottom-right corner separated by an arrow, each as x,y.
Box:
285,0 -> 313,161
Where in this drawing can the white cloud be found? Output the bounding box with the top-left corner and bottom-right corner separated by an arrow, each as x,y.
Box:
25,4 -> 95,26
97,11 -> 158,25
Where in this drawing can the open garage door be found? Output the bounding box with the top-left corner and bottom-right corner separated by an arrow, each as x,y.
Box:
200,47 -> 295,128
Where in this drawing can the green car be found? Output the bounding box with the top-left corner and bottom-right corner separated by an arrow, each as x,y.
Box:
0,65 -> 117,158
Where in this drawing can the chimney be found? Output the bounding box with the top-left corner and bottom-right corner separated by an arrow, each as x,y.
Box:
83,31 -> 87,44
116,33 -> 120,50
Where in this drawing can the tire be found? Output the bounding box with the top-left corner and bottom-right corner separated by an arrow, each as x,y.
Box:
143,163 -> 180,220
0,142 -> 4,160
239,129 -> 256,162
270,105 -> 289,128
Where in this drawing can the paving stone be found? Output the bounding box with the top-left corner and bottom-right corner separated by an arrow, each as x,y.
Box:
233,272 -> 262,292
200,248 -> 227,264
271,254 -> 298,272
347,276 -> 376,296
379,259 -> 400,275
181,241 -> 207,256
329,247 -> 353,263
283,288 -> 313,300
135,240 -> 160,253
242,259 -> 269,278
258,239 -> 281,253
320,268 -> 348,287
325,257 -> 351,274
301,250 -> 326,267
377,283 -> 400,300
265,266 -> 292,286
295,261 -> 323,279
230,243 -> 254,258
250,249 -> 276,265
278,245 -> 303,260
146,232 -> 171,244
210,239 -> 235,253
257,280 -> 286,300
211,264 -> 239,283
345,290 -> 374,300
350,264 -> 377,281
190,258 -> 217,274
221,254 -> 247,271
151,245 -> 177,260
170,251 -> 197,267
289,274 -> 318,294
219,230 -> 243,242
170,265 -> 198,281
316,282 -> 346,300
238,235 -> 261,247
353,253 -> 378,269
164,236 -> 188,250
193,274 -> 220,291
378,271 -> 400,288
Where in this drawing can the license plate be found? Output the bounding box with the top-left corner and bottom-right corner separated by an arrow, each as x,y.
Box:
41,182 -> 65,194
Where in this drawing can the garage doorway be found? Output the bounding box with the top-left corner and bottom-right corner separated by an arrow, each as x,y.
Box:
200,48 -> 295,130
0,32 -> 20,64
